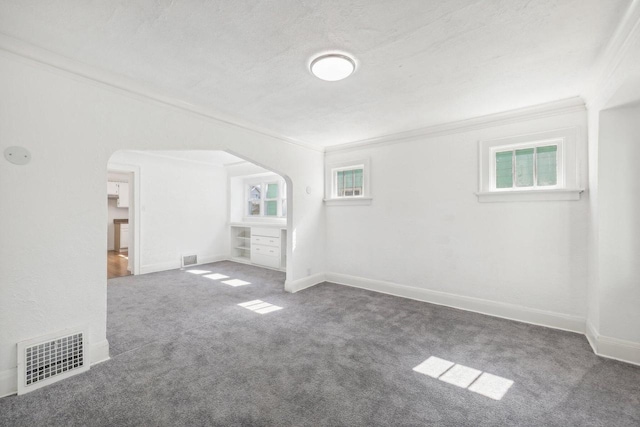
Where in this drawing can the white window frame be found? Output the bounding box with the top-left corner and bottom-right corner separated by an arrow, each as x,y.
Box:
490,138 -> 564,191
324,158 -> 372,206
244,176 -> 287,218
477,128 -> 583,202
332,164 -> 365,198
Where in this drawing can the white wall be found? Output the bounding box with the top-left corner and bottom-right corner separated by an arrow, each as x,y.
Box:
584,12 -> 640,364
596,103 -> 640,343
0,49 -> 325,397
109,151 -> 229,273
325,109 -> 589,329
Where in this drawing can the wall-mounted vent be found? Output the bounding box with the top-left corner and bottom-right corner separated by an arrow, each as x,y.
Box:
181,254 -> 198,267
17,328 -> 89,395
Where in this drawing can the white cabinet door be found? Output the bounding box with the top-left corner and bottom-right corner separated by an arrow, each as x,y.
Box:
116,183 -> 129,208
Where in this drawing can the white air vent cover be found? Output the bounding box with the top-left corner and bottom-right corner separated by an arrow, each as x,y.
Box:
181,254 -> 198,267
17,328 -> 89,395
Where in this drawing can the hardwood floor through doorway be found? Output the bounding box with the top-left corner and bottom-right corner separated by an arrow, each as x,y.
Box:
108,250 -> 131,279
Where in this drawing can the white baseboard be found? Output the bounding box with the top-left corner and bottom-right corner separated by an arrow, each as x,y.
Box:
140,254 -> 227,274
0,339 -> 111,399
0,367 -> 17,398
325,272 -> 586,334
90,339 -> 110,366
197,254 -> 228,266
586,322 -> 640,366
285,273 -> 326,293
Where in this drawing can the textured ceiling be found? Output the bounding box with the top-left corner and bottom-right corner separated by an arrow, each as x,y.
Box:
0,0 -> 631,147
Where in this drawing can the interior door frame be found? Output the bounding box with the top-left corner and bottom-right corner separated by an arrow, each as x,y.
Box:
107,162 -> 141,275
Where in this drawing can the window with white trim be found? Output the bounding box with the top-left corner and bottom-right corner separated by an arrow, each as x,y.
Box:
478,128 -> 583,202
324,158 -> 372,205
246,177 -> 286,217
493,140 -> 561,190
334,165 -> 364,197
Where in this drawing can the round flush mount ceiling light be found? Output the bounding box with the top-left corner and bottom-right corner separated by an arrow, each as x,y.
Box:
310,53 -> 356,81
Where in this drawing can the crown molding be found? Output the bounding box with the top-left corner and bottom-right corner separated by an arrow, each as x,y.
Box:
583,0 -> 640,109
325,97 -> 586,154
0,32 -> 324,154
0,32 -> 593,157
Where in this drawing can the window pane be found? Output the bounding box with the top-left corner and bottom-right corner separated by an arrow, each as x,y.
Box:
249,185 -> 261,200
354,169 -> 363,194
496,151 -> 513,188
266,183 -> 278,199
345,170 -> 354,189
515,148 -> 534,187
248,200 -> 260,216
265,200 -> 277,216
536,145 -> 557,186
336,168 -> 363,197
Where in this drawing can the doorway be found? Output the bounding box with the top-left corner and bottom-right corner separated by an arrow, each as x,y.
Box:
107,170 -> 132,279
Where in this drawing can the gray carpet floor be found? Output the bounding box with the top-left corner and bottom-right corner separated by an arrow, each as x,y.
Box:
1,260 -> 639,426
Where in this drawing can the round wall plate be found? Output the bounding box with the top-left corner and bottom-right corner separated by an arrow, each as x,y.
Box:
4,146 -> 31,165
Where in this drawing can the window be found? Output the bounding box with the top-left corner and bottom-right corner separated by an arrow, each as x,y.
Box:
324,158 -> 372,205
477,128 -> 583,202
494,143 -> 558,190
248,184 -> 261,215
335,166 -> 364,197
245,177 -> 286,218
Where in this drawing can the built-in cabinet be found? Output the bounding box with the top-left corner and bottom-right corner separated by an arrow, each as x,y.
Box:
107,181 -> 129,208
230,224 -> 286,270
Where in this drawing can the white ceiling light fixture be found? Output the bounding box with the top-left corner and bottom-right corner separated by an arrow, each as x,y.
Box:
310,53 -> 356,82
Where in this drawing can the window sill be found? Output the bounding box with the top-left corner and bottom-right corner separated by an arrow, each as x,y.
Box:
324,197 -> 373,206
476,189 -> 584,203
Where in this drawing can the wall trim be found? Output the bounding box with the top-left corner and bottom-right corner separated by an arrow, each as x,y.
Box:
90,339 -> 111,366
285,273 -> 326,293
140,254 -> 227,275
0,33 -> 594,156
585,0 -> 640,108
325,97 -> 586,154
325,272 -> 586,334
0,32 -> 323,154
586,322 -> 640,366
0,368 -> 17,398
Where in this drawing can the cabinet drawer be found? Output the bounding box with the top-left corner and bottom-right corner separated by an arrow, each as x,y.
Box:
252,227 -> 280,238
251,252 -> 280,269
252,244 -> 279,257
251,235 -> 280,247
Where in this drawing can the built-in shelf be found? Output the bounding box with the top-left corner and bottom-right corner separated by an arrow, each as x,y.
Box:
230,225 -> 252,261
230,224 -> 287,271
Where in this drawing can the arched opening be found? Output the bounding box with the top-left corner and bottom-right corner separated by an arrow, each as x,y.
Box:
105,149 -> 293,284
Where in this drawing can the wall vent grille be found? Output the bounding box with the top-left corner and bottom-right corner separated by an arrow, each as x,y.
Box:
17,329 -> 89,394
182,254 -> 198,267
